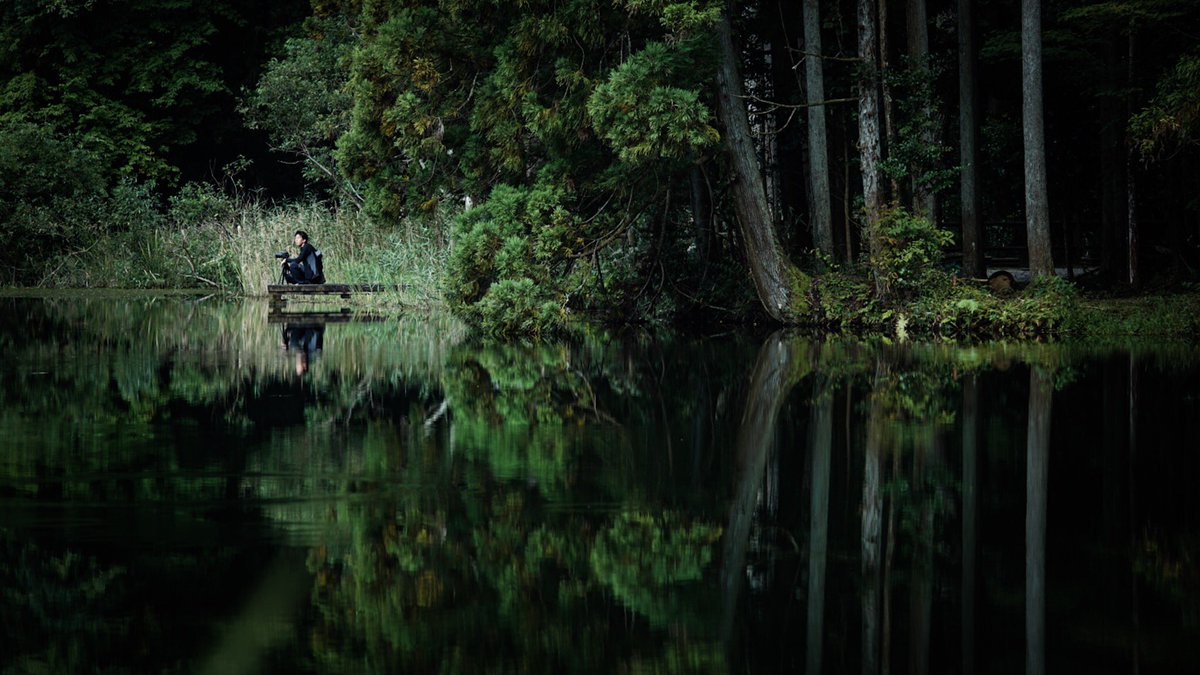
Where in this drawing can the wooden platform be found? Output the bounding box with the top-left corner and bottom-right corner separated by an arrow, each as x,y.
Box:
267,283 -> 403,312
267,283 -> 396,298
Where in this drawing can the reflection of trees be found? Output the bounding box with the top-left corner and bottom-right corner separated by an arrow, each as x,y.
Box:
8,296 -> 1200,672
1026,366 -> 1051,675
0,533 -> 135,673
305,334 -> 740,673
0,298 -> 456,490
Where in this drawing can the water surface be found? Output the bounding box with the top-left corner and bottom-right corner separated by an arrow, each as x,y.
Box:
1,294 -> 1197,673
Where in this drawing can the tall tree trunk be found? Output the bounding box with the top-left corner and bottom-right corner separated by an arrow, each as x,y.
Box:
844,125 -> 855,261
1026,365 -> 1052,675
804,0 -> 834,258
907,0 -> 938,222
878,0 -> 900,201
1021,0 -> 1054,277
714,12 -> 811,322
806,376 -> 833,675
762,37 -> 782,228
1100,34 -> 1126,281
858,0 -> 887,299
958,0 -> 985,278
1126,32 -> 1140,289
691,164 -> 713,270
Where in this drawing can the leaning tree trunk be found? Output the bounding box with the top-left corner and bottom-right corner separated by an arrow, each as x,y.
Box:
959,0 -> 985,278
1022,0 -> 1054,278
714,12 -> 810,323
804,0 -> 834,259
858,0 -> 887,299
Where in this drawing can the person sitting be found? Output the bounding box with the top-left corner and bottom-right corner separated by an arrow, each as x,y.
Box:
281,230 -> 325,284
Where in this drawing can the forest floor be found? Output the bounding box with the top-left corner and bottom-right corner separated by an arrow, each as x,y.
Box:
1076,291 -> 1200,337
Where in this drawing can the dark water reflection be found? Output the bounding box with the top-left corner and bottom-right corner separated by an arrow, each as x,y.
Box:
1,295 -> 1198,674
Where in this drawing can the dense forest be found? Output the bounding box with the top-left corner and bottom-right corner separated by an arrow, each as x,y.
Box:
2,0 -> 1199,334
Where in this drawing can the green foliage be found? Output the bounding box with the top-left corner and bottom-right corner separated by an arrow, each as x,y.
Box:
619,0 -> 723,35
907,275 -> 1080,339
590,512 -> 722,627
242,15 -> 357,200
587,42 -> 719,164
878,57 -> 956,200
0,0 -> 298,183
810,271 -> 891,333
865,206 -> 954,301
1078,293 -> 1200,336
331,0 -> 731,333
1131,50 -> 1200,156
446,181 -> 583,335
0,121 -> 186,286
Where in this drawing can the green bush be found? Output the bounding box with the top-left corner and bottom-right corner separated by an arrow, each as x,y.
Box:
866,205 -> 954,301
446,181 -> 581,336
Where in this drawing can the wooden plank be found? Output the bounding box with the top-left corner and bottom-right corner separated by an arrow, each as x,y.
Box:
267,283 -> 402,294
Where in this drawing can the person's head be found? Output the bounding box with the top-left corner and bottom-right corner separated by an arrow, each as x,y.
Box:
294,230 -> 309,248
295,351 -> 309,377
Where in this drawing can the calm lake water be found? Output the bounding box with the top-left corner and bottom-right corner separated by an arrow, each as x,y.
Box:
1,294 -> 1198,674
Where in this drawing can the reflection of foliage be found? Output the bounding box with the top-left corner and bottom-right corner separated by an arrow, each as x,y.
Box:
0,532 -> 133,673
1136,531 -> 1200,627
443,341 -> 593,493
590,512 -> 722,629
307,481 -> 727,673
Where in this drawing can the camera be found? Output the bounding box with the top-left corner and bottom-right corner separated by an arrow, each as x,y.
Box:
274,251 -> 289,259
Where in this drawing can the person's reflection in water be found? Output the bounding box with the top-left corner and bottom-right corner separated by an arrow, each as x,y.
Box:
281,323 -> 324,376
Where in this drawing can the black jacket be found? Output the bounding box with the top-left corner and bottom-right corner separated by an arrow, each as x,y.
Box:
288,242 -> 323,282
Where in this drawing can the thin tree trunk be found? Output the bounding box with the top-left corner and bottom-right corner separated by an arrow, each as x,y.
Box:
1026,365 -> 1052,675
958,0 -> 985,278
806,376 -> 833,675
858,0 -> 887,298
1022,0 -> 1054,277
691,164 -> 713,269
844,127 -> 855,261
804,0 -> 834,258
714,12 -> 810,322
908,0 -> 937,222
1126,32 -> 1140,289
1101,34 -> 1125,280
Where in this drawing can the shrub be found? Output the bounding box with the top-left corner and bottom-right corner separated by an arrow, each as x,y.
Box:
446,181 -> 580,335
866,205 -> 954,301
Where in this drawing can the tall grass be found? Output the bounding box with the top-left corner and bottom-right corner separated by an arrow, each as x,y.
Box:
36,185 -> 450,308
